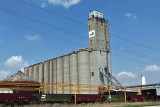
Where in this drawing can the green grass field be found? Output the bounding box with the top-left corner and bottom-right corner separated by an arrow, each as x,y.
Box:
120,102 -> 160,107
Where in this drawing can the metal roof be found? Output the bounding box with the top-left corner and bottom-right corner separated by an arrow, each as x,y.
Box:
1,71 -> 37,82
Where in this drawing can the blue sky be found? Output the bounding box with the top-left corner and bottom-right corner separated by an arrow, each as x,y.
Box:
0,0 -> 160,86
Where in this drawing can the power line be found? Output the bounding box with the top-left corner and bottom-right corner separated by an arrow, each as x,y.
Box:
0,19 -> 84,47
1,17 -> 160,64
0,19 -> 157,66
14,1 -> 160,53
110,33 -> 160,53
69,8 -> 160,46
111,53 -> 150,65
18,0 -> 87,27
110,25 -> 160,45
112,46 -> 160,63
1,6 -> 160,63
0,8 -> 87,41
0,19 -> 155,66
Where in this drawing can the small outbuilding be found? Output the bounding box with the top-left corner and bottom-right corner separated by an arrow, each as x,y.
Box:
0,71 -> 40,94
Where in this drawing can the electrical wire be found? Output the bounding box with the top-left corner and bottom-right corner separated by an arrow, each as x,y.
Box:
0,8 -> 87,41
0,19 -> 84,47
15,1 -> 160,53
0,19 -> 157,66
0,3 -> 160,65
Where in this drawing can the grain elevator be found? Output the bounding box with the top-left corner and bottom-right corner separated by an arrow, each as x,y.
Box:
24,10 -> 112,94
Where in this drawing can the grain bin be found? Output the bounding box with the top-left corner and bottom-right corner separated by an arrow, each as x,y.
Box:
57,57 -> 63,94
78,51 -> 91,94
53,59 -> 57,94
39,62 -> 44,83
63,55 -> 70,94
70,53 -> 78,94
44,61 -> 50,94
34,64 -> 39,81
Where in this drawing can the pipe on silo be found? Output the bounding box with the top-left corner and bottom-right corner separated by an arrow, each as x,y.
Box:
63,55 -> 70,94
70,53 -> 78,94
78,51 -> 91,94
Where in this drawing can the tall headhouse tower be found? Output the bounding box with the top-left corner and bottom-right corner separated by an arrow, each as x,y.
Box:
88,10 -> 112,77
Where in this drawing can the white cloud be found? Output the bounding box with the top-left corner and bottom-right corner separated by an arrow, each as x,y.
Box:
0,71 -> 10,80
125,13 -> 137,19
48,0 -> 81,8
4,56 -> 29,72
25,35 -> 41,41
0,27 -> 5,32
143,65 -> 160,72
116,71 -> 137,78
41,2 -> 46,8
125,13 -> 132,17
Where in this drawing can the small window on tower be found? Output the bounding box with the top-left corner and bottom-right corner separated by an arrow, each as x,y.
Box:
89,25 -> 90,30
91,72 -> 94,76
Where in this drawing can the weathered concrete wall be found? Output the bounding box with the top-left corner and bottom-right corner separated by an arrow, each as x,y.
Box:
57,57 -> 63,94
39,63 -> 44,83
63,56 -> 70,94
44,61 -> 50,94
70,53 -> 78,94
24,67 -> 29,76
53,59 -> 57,94
78,51 -> 91,94
34,64 -> 39,81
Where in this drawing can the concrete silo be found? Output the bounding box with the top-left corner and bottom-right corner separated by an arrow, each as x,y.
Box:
44,61 -> 50,94
78,51 -> 91,94
63,55 -> 70,94
24,67 -> 29,77
57,57 -> 63,94
70,53 -> 78,94
52,59 -> 57,94
49,60 -> 53,94
34,64 -> 39,81
39,62 -> 44,83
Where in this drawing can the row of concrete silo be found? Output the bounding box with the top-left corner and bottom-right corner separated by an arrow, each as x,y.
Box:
24,50 -> 108,94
